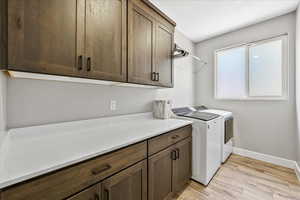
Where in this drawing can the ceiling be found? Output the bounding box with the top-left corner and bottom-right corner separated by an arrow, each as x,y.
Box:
150,0 -> 300,43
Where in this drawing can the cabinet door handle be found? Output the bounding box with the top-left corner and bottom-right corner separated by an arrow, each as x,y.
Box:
176,148 -> 180,159
78,55 -> 83,71
87,57 -> 92,72
104,189 -> 110,200
156,73 -> 160,81
16,17 -> 22,29
171,150 -> 177,160
94,194 -> 100,200
151,72 -> 156,81
154,73 -> 158,81
91,164 -> 111,175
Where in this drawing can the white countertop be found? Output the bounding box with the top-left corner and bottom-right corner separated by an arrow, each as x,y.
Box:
0,113 -> 191,189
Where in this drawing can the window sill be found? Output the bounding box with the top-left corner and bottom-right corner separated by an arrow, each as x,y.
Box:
214,97 -> 289,101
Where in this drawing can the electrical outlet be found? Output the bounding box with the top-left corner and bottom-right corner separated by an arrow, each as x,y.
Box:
110,100 -> 117,111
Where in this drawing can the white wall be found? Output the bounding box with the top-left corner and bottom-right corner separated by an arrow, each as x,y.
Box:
157,31 -> 195,107
0,73 -> 6,131
0,72 -> 7,145
195,13 -> 297,160
296,5 -> 300,164
4,30 -> 195,129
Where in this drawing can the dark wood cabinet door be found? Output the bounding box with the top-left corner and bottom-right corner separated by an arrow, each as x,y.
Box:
172,137 -> 192,193
128,0 -> 156,85
155,23 -> 174,88
67,184 -> 101,200
0,0 -> 7,69
101,160 -> 147,200
85,0 -> 127,82
148,147 -> 173,200
7,0 -> 80,76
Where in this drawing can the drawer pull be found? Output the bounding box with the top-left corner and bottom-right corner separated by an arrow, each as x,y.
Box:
91,164 -> 112,175
171,135 -> 180,139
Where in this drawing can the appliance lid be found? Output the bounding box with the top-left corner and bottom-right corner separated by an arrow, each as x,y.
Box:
193,105 -> 208,111
172,107 -> 220,121
183,112 -> 220,121
172,107 -> 196,116
200,109 -> 233,118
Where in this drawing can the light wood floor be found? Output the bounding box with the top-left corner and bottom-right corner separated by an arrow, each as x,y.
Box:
174,154 -> 300,200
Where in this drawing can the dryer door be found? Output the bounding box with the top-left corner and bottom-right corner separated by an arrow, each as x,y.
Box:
225,117 -> 234,143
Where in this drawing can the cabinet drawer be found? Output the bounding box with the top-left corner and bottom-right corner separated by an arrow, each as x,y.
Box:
148,125 -> 192,156
2,142 -> 147,200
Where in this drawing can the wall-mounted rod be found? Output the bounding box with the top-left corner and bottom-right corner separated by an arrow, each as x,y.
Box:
173,44 -> 207,65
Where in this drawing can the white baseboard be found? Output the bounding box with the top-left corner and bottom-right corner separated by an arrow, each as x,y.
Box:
295,162 -> 300,181
233,147 -> 296,169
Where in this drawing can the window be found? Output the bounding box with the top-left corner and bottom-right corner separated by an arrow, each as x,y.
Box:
215,35 -> 288,100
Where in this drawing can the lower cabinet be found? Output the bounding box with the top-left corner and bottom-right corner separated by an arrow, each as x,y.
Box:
67,160 -> 147,200
172,137 -> 192,193
148,137 -> 192,200
0,142 -> 147,200
148,147 -> 173,200
101,160 -> 147,200
67,184 -> 101,200
0,125 -> 192,200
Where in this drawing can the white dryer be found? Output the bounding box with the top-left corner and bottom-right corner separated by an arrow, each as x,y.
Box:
199,109 -> 233,163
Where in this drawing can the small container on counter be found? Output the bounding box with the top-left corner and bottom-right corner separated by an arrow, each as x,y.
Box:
153,100 -> 172,119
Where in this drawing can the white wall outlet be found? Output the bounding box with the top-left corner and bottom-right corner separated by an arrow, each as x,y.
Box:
110,100 -> 117,111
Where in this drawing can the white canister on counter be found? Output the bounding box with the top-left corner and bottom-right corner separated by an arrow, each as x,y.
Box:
153,100 -> 172,119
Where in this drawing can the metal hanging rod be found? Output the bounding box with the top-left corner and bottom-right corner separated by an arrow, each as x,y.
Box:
173,44 -> 207,65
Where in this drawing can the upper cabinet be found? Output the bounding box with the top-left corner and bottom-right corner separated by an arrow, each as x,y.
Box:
1,0 -> 176,87
128,0 -> 175,87
84,0 -> 127,82
155,23 -> 174,87
7,0 -> 79,76
128,1 -> 156,86
5,0 -> 127,82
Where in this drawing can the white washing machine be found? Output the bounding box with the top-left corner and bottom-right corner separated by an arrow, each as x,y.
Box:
199,109 -> 233,163
172,107 -> 222,185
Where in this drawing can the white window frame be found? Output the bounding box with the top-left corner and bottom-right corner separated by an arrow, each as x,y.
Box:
214,34 -> 289,101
